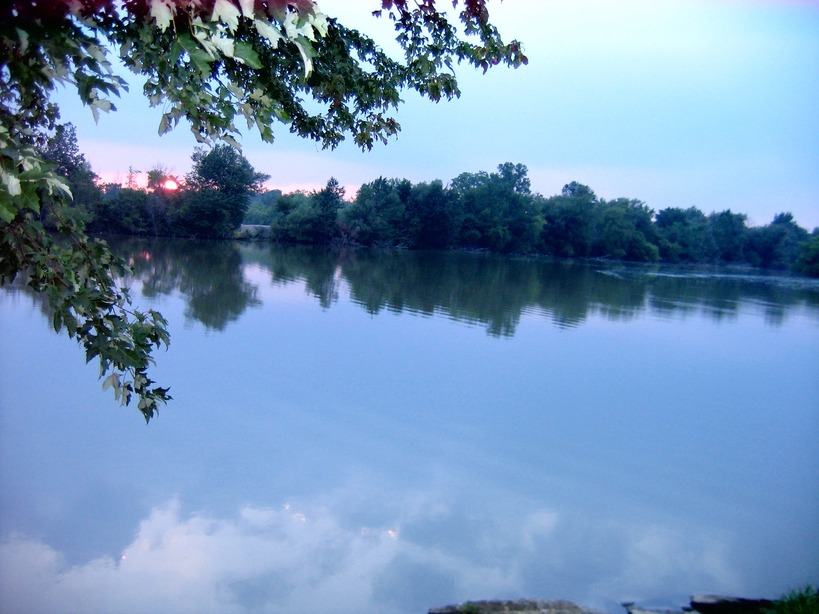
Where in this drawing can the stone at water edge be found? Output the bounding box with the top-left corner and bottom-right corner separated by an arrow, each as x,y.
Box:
690,595 -> 776,614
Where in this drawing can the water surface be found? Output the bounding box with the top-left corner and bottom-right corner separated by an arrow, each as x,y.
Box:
1,239 -> 817,613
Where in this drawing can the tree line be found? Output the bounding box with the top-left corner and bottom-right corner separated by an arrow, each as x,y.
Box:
49,125 -> 818,277
251,164 -> 819,277
42,127 -> 268,240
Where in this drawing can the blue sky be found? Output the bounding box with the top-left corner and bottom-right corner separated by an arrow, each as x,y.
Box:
56,0 -> 819,229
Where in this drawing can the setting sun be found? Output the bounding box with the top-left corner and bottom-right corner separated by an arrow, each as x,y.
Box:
162,178 -> 179,191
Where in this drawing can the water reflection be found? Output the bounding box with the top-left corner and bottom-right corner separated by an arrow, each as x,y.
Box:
8,237 -> 818,335
225,243 -> 819,334
245,244 -> 819,333
2,237 -> 818,614
119,237 -> 262,330
0,495 -> 741,614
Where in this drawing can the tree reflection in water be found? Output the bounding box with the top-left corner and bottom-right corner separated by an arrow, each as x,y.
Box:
56,237 -> 816,335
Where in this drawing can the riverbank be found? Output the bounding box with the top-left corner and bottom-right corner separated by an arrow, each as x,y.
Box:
428,595 -> 781,614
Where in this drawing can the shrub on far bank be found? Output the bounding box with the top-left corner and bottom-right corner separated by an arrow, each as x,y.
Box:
794,234 -> 819,278
766,585 -> 819,614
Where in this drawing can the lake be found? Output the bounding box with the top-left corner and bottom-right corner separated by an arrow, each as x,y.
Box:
1,238 -> 818,614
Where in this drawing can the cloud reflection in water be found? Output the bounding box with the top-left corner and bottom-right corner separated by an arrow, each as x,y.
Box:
1,489 -> 742,614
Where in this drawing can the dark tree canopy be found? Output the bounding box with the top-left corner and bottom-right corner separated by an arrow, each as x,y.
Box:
177,145 -> 269,236
39,123 -> 102,223
244,163 -> 816,276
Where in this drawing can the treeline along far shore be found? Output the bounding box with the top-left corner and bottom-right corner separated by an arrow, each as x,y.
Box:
46,127 -> 819,277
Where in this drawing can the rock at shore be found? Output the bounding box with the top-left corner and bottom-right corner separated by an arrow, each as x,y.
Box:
690,595 -> 776,614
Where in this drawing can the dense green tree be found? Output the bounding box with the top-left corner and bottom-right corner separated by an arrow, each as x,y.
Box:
148,181 -> 183,236
708,210 -> 748,263
175,190 -> 231,237
594,198 -> 659,262
655,206 -> 712,263
269,190 -> 314,243
449,170 -> 490,248
794,231 -> 819,277
176,145 -> 268,237
186,145 -> 267,195
341,177 -> 408,247
494,162 -> 542,253
497,161 -> 532,194
90,184 -> 125,232
91,179 -> 182,236
450,163 -> 541,253
97,187 -> 152,234
272,178 -> 343,244
307,178 -> 344,244
745,212 -> 810,270
244,189 -> 283,225
38,123 -> 102,225
405,179 -> 457,249
92,147 -> 262,238
541,182 -> 599,257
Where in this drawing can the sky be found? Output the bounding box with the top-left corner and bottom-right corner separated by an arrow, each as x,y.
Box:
55,0 -> 819,230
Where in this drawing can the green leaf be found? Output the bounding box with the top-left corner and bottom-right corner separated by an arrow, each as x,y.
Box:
233,42 -> 262,69
178,34 -> 214,75
0,201 -> 16,223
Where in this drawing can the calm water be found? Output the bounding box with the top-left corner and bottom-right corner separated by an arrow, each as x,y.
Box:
1,238 -> 818,614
